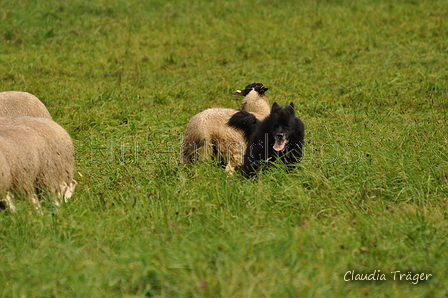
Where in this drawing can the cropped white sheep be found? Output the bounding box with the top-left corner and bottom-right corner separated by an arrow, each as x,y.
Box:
181,83 -> 270,172
0,91 -> 52,119
0,116 -> 76,211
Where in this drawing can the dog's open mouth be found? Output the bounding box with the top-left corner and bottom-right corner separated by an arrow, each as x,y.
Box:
273,133 -> 288,151
273,139 -> 287,151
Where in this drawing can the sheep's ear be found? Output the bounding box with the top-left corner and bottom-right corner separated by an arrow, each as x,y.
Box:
255,85 -> 268,95
271,102 -> 281,112
232,89 -> 245,96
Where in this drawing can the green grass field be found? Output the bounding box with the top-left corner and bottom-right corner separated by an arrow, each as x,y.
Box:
1,0 -> 447,296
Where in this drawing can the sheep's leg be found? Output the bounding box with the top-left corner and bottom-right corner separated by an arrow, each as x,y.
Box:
217,140 -> 233,173
180,142 -> 191,163
199,139 -> 214,161
53,179 -> 77,207
215,141 -> 224,165
63,180 -> 77,202
55,186 -> 65,207
186,139 -> 210,163
2,193 -> 16,212
225,141 -> 245,174
180,141 -> 200,163
181,139 -> 214,163
53,189 -> 62,207
29,194 -> 42,210
225,163 -> 235,175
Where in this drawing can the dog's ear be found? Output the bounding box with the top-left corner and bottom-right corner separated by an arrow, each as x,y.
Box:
286,102 -> 295,114
271,102 -> 281,112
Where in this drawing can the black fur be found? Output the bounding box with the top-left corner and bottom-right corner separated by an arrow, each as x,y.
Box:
231,102 -> 305,175
227,110 -> 261,140
232,83 -> 268,96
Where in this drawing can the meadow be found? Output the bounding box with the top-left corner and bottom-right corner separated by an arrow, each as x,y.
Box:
0,0 -> 447,297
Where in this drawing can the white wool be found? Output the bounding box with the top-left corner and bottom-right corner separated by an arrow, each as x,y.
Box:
0,91 -> 52,119
0,117 -> 75,210
181,88 -> 270,172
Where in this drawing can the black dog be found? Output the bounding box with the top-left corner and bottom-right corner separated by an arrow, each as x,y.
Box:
228,102 -> 305,175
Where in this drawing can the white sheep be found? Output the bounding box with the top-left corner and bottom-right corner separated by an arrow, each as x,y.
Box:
181,83 -> 270,172
0,116 -> 76,210
0,122 -> 45,210
0,148 -> 14,210
0,91 -> 52,119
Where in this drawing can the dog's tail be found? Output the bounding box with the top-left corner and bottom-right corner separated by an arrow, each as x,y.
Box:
228,111 -> 260,140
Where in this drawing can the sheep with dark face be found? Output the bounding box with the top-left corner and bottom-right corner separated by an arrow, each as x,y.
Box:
181,83 -> 270,172
0,117 -> 76,210
0,91 -> 52,119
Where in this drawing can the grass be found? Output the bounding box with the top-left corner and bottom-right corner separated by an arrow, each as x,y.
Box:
0,0 -> 447,296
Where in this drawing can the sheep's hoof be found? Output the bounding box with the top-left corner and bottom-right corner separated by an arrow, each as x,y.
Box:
30,194 -> 43,215
2,193 -> 16,212
225,164 -> 235,175
63,180 -> 77,202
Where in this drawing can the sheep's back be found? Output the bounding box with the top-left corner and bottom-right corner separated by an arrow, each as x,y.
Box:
184,108 -> 239,140
182,108 -> 249,166
0,91 -> 52,119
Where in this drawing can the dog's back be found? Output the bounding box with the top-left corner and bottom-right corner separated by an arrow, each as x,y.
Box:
227,110 -> 260,140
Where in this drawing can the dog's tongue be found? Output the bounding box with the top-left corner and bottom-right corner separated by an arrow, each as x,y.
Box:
273,139 -> 286,151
